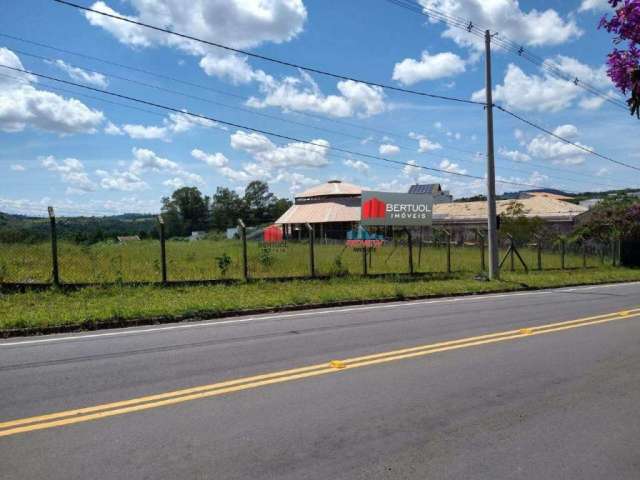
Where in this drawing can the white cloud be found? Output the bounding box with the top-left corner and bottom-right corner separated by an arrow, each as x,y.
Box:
525,124 -> 591,166
471,56 -> 613,112
50,59 -> 108,88
41,156 -> 97,193
104,122 -> 123,135
10,164 -> 25,172
122,124 -> 168,141
343,159 -> 370,174
97,148 -> 202,192
439,159 -> 467,175
97,169 -> 148,192
498,147 -> 531,163
275,171 -> 319,194
379,144 -> 400,156
410,132 -> 442,153
247,71 -> 386,118
579,0 -> 610,12
84,0 -> 306,82
199,52 -> 268,85
0,48 -> 104,134
117,111 -> 220,141
596,167 -> 609,177
163,177 -> 187,189
419,0 -> 581,50
191,149 -> 229,167
230,130 -> 330,167
392,50 -> 465,86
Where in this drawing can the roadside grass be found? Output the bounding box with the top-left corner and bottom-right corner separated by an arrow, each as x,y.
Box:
1,267 -> 638,333
0,239 -> 607,283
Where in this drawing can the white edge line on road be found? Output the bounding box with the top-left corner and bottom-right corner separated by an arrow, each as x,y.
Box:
2,281 -> 639,348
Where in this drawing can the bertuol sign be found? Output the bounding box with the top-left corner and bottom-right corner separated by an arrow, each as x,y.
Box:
360,191 -> 433,226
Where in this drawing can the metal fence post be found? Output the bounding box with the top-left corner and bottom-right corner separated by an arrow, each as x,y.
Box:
479,231 -> 486,273
362,246 -> 368,276
406,228 -> 414,275
509,235 -> 515,272
48,207 -> 60,287
582,240 -> 587,269
617,236 -> 621,267
536,236 -> 542,271
446,229 -> 451,274
306,223 -> 315,277
157,215 -> 167,284
561,237 -> 566,270
238,219 -> 248,281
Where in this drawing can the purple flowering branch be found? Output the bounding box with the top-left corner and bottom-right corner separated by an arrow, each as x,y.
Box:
600,0 -> 640,116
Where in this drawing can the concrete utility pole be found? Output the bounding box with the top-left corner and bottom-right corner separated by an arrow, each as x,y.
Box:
484,29 -> 500,280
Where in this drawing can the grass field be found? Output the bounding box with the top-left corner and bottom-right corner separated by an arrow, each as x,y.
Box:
1,268 -> 638,333
0,239 -> 612,284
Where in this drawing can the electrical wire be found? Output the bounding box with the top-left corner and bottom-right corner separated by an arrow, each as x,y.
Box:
52,0 -> 485,106
0,62 -> 565,191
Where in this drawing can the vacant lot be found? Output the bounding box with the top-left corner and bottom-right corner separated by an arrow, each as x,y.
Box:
0,239 -> 611,284
1,268 -> 638,333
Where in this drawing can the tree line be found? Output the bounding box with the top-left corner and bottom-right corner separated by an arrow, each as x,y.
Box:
161,181 -> 292,238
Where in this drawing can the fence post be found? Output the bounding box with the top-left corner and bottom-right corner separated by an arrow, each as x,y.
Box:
48,206 -> 60,287
306,223 -> 315,277
157,215 -> 167,285
479,230 -> 486,273
362,246 -> 368,276
582,240 -> 587,269
406,228 -> 414,275
617,236 -> 621,266
446,229 -> 451,274
418,226 -> 423,267
536,235 -> 542,271
238,219 -> 248,281
561,237 -> 566,270
509,235 -> 515,272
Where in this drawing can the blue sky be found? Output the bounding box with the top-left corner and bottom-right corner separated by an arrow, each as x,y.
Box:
0,0 -> 638,216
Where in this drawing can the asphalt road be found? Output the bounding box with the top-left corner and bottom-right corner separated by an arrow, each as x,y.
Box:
1,282 -> 639,479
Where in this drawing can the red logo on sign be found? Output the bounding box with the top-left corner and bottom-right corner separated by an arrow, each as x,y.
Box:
362,197 -> 386,220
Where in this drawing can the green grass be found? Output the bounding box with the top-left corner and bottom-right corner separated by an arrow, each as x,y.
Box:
0,239 -> 612,283
1,267 -> 638,333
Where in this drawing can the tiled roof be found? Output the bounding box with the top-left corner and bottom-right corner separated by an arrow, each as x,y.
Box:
295,180 -> 362,199
433,197 -> 587,223
276,196 -> 587,225
276,202 -> 360,224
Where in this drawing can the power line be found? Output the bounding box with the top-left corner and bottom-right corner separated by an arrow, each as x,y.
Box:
495,105 -> 640,172
1,33 -> 486,160
52,0 -> 484,106
9,36 -> 628,189
384,0 -> 640,173
385,0 -> 627,111
0,62 -> 560,191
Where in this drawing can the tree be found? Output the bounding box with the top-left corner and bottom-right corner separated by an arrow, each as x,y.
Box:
499,200 -> 544,245
210,187 -> 244,231
243,181 -> 276,225
269,197 -> 293,222
600,1 -> 640,116
209,182 -> 293,230
161,187 -> 210,237
577,194 -> 640,241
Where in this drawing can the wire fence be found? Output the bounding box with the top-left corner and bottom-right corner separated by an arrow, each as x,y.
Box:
0,212 -> 623,290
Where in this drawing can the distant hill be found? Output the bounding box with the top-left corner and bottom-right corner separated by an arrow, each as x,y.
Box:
0,212 -> 157,243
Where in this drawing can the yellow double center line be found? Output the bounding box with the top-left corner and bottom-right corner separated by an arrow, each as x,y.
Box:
1,307 -> 639,438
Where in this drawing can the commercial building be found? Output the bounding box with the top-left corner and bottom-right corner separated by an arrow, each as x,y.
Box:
275,180 -> 587,240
